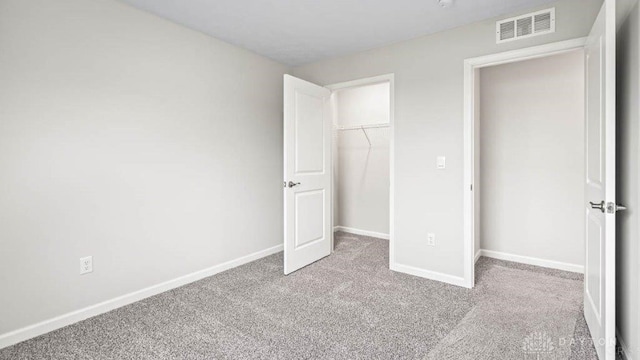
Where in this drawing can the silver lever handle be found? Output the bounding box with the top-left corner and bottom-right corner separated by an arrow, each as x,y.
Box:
607,202 -> 627,213
288,181 -> 300,188
590,201 -> 605,213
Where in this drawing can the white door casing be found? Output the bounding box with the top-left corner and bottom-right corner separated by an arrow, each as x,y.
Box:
283,75 -> 332,275
462,37 -> 588,289
584,1 -> 616,359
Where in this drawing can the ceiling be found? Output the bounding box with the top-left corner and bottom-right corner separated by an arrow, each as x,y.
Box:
118,0 -> 559,66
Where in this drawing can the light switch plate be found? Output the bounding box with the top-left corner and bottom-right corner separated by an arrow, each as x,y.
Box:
437,156 -> 446,169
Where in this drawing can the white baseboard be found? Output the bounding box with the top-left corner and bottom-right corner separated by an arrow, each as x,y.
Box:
390,261 -> 467,288
478,249 -> 584,273
334,226 -> 389,240
0,243 -> 284,350
474,249 -> 482,263
617,329 -> 634,360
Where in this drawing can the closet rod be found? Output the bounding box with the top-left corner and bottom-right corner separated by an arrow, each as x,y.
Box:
335,123 -> 390,131
336,125 -> 381,147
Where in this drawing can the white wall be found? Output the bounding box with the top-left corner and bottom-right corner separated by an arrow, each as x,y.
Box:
335,83 -> 390,235
478,50 -> 585,268
0,0 -> 287,341
293,0 -> 602,280
616,0 -> 640,357
336,83 -> 390,127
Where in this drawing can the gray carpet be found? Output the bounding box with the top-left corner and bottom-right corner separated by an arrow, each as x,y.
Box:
0,232 -> 598,359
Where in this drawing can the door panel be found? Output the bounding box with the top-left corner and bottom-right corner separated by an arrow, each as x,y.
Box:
294,190 -> 325,248
586,211 -> 602,313
284,75 -> 332,275
295,92 -> 325,173
584,1 -> 616,359
585,36 -> 604,186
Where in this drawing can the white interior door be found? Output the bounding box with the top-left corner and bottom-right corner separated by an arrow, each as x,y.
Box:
283,75 -> 332,275
584,1 -> 616,359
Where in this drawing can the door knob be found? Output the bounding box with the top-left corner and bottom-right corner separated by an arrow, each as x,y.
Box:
590,201 -> 605,213
288,181 -> 300,188
606,202 -> 627,214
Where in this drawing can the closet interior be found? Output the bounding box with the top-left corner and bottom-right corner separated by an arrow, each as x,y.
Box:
474,50 -> 585,272
332,81 -> 391,241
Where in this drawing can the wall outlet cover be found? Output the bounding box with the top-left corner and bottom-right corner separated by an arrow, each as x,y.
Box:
80,256 -> 93,275
427,233 -> 436,246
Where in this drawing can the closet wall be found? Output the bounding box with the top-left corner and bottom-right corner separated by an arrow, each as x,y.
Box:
478,50 -> 585,268
334,83 -> 390,236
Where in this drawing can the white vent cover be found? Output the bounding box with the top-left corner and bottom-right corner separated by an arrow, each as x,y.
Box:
496,8 -> 555,43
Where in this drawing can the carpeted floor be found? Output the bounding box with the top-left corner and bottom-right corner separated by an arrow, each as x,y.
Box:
0,232 -> 599,359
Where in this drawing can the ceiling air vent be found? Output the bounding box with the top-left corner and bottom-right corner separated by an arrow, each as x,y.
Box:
496,8 -> 555,44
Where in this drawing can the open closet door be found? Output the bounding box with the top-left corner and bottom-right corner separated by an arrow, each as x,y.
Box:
283,75 -> 332,275
584,1 -> 617,359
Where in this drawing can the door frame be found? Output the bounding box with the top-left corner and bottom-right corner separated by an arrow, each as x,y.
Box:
325,74 -> 395,266
462,38 -> 587,289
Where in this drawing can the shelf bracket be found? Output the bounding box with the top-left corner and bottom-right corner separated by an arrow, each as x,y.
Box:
361,126 -> 371,147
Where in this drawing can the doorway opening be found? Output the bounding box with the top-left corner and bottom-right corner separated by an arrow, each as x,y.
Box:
473,48 -> 585,275
327,75 -> 395,263
282,74 -> 394,274
463,4 -> 618,354
462,38 -> 588,289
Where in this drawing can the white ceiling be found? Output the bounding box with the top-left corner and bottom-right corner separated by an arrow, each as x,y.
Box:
118,0 -> 558,66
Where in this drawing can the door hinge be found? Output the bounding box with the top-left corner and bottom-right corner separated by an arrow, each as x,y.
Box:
470,184 -> 473,191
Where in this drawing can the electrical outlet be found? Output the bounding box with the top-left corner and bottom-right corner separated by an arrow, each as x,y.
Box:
80,256 -> 93,275
427,233 -> 436,246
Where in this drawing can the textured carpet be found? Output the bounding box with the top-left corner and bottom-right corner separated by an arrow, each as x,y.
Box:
0,232 -> 598,359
